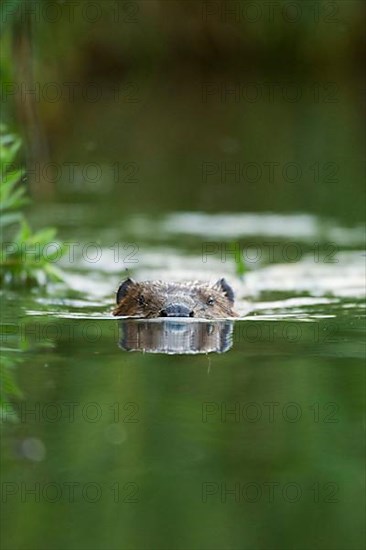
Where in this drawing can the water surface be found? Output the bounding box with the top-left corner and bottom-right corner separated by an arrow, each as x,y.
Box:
1,211 -> 364,550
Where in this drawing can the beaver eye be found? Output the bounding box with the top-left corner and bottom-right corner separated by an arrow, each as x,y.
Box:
138,295 -> 146,306
206,296 -> 215,306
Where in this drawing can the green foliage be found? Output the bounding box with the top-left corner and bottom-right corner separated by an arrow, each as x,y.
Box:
231,241 -> 246,278
0,125 -> 65,285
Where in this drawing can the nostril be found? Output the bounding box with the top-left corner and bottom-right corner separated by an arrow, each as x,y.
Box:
161,304 -> 193,317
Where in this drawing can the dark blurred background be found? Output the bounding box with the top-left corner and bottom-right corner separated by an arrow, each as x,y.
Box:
1,0 -> 365,223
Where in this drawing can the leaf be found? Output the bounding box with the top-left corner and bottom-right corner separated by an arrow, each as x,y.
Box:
15,220 -> 32,242
0,181 -> 28,211
0,137 -> 21,166
0,211 -> 23,228
44,263 -> 65,282
29,227 -> 57,245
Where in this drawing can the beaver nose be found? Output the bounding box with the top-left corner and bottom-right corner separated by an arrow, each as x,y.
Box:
160,304 -> 194,318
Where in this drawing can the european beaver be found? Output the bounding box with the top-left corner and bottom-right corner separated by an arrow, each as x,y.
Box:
113,277 -> 238,319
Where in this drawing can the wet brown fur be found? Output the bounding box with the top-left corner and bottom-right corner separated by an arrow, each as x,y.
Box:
113,279 -> 238,319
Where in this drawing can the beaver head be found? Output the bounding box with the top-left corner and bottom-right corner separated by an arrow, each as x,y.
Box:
113,278 -> 238,319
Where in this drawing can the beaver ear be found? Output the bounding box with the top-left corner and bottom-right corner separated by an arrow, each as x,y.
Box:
116,277 -> 137,304
213,278 -> 235,303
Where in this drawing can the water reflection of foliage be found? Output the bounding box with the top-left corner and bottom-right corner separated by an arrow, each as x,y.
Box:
0,353 -> 23,422
0,317 -> 57,423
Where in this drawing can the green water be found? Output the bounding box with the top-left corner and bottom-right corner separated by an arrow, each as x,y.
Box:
1,216 -> 365,549
1,312 -> 365,550
1,3 -> 365,546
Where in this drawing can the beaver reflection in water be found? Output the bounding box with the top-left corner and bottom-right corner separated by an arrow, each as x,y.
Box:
113,278 -> 238,319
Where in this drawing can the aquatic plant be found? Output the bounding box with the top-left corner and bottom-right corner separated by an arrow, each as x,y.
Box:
0,125 -> 65,285
231,241 -> 246,278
